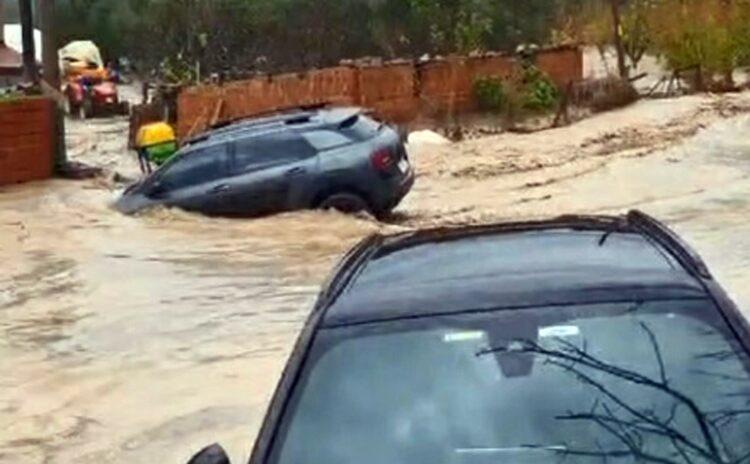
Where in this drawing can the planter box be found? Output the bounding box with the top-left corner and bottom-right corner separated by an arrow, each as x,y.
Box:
0,97 -> 55,186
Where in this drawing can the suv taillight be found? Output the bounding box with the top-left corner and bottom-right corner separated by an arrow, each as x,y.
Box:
371,148 -> 395,173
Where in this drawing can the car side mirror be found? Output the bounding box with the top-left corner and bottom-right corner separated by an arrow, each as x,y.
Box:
187,444 -> 231,464
148,180 -> 166,198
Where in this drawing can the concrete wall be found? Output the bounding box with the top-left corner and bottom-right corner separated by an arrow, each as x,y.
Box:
0,97 -> 55,185
176,46 -> 583,139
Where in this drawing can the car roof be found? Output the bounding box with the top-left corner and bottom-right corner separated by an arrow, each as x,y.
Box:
183,106 -> 364,149
319,212 -> 711,328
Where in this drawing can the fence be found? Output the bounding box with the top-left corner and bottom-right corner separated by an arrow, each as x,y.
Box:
0,97 -> 56,186
176,45 -> 583,140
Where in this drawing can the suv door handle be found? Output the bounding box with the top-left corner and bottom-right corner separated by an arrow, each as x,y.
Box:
285,167 -> 306,178
208,184 -> 230,194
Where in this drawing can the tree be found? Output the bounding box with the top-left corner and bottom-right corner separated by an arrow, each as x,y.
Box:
620,0 -> 654,71
610,0 -> 628,78
51,0 -> 594,77
648,0 -> 750,91
408,0 -> 493,54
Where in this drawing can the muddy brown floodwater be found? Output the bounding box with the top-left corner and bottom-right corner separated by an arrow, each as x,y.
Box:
2,92 -> 750,464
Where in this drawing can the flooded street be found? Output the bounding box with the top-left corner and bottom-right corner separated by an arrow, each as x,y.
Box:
2,93 -> 750,464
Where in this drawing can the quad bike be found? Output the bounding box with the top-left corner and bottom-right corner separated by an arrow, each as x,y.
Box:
60,41 -> 129,119
65,74 -> 130,119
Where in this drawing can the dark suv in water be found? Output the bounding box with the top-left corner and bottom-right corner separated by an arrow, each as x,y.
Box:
116,107 -> 414,218
188,211 -> 750,464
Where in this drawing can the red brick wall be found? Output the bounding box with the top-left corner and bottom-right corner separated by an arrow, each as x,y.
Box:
176,46 -> 583,139
0,97 -> 55,186
535,46 -> 584,88
418,57 -> 473,116
358,63 -> 418,124
177,66 -> 358,138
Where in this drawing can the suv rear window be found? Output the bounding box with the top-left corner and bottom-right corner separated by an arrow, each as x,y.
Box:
269,299 -> 750,464
302,130 -> 352,151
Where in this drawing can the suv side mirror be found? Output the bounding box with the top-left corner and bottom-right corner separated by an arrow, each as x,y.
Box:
148,179 -> 167,198
187,444 -> 231,464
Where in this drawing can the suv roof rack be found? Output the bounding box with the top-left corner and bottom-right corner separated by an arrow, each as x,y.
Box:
185,103 -> 338,146
183,112 -> 311,146
626,210 -> 712,279
209,102 -> 331,130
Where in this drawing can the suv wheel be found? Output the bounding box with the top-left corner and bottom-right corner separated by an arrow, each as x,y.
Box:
319,193 -> 369,215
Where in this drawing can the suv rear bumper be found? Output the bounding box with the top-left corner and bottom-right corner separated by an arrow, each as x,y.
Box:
375,167 -> 415,213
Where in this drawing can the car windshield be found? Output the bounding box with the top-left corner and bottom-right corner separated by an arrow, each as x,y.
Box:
269,299 -> 750,464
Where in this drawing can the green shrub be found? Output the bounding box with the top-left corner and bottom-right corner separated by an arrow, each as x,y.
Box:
521,66 -> 559,111
473,66 -> 560,119
473,76 -> 506,113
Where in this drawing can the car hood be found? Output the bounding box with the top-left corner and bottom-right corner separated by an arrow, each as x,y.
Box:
113,184 -> 159,214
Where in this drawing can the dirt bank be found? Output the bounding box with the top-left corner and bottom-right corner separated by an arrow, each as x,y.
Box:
415,93 -> 750,182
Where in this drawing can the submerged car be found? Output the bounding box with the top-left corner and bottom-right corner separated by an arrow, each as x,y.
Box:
116,107 -> 414,218
188,211 -> 750,464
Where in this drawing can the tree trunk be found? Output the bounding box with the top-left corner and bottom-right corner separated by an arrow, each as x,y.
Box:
610,0 -> 628,79
719,0 -> 735,88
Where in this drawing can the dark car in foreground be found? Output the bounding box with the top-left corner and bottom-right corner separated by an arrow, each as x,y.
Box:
116,107 -> 414,218
189,211 -> 750,464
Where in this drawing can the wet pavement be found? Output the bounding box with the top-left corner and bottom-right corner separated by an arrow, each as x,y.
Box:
1,94 -> 750,464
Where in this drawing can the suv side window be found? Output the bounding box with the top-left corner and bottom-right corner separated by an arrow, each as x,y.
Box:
233,132 -> 316,173
302,130 -> 352,151
159,145 -> 228,190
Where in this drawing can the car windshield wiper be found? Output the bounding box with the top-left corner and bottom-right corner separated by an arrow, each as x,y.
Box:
455,445 -> 568,454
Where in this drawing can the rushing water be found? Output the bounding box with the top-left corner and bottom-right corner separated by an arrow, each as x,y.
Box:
1,112 -> 750,464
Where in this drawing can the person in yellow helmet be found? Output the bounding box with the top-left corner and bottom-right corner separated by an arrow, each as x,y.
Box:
135,122 -> 178,175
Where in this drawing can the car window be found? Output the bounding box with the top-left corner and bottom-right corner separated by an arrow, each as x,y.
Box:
159,145 -> 228,190
269,299 -> 750,464
233,132 -> 315,172
302,130 -> 353,151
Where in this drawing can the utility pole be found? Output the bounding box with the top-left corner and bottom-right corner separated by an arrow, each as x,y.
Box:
0,0 -> 5,46
18,0 -> 38,83
610,0 -> 628,79
39,0 -> 59,88
35,0 -> 67,171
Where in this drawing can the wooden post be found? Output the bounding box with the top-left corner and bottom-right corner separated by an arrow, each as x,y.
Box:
18,0 -> 38,83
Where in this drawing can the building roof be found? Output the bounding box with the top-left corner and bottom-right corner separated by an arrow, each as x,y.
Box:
320,214 -> 709,328
0,42 -> 22,75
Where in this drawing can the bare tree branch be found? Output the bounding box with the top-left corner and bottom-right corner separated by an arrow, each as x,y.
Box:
640,321 -> 668,385
476,320 -> 746,463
